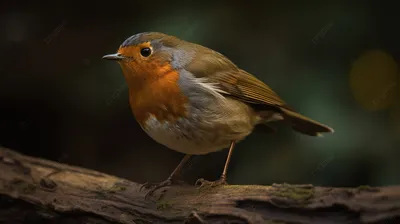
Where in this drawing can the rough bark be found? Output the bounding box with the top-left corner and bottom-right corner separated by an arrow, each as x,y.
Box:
0,147 -> 399,224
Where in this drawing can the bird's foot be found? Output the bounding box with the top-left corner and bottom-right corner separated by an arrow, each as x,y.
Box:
195,177 -> 228,189
140,178 -> 186,199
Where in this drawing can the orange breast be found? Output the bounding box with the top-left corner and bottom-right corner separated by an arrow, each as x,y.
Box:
127,68 -> 189,128
117,44 -> 189,127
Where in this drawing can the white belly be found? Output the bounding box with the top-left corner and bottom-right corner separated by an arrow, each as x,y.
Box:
141,115 -> 227,155
141,98 -> 259,155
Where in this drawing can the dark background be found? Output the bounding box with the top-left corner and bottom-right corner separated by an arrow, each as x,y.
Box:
0,1 -> 399,187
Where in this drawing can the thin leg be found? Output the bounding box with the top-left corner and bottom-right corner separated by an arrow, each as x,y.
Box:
220,141 -> 236,181
168,154 -> 191,179
141,154 -> 191,199
195,141 -> 236,188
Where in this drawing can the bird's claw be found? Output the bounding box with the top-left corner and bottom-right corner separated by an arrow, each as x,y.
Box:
140,178 -> 187,199
139,181 -> 157,192
141,179 -> 172,199
195,177 -> 228,189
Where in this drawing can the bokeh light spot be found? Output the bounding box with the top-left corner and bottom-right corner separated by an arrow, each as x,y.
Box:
349,50 -> 398,111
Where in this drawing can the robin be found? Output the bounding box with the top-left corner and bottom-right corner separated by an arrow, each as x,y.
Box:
102,32 -> 334,198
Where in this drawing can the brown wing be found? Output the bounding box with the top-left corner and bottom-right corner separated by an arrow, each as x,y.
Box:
184,44 -> 287,108
184,44 -> 334,136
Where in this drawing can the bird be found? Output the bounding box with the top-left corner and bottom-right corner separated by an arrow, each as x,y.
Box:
102,32 -> 334,198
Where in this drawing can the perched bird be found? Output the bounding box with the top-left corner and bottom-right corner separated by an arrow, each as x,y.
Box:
103,32 -> 334,197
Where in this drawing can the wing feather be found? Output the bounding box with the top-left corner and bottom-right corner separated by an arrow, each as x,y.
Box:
182,42 -> 333,135
184,45 -> 286,108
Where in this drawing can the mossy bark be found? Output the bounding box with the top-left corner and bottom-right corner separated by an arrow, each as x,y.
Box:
0,147 -> 399,224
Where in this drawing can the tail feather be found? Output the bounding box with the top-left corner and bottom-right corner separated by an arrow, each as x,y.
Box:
279,107 -> 334,137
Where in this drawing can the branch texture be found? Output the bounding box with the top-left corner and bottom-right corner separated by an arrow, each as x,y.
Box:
0,147 -> 399,224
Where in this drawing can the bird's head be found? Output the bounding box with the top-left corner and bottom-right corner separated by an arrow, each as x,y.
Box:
102,32 -> 191,87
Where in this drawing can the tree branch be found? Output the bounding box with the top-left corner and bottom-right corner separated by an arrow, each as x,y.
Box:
0,147 -> 399,224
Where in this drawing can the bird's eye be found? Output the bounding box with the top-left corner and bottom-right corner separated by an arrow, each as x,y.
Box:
140,47 -> 152,57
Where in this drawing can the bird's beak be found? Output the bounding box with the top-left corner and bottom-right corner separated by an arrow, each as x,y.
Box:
102,53 -> 125,61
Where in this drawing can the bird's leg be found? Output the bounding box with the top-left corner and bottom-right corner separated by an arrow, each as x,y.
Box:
141,154 -> 191,198
195,141 -> 236,188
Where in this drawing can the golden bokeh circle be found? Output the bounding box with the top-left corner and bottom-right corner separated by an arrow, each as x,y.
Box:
349,50 -> 398,111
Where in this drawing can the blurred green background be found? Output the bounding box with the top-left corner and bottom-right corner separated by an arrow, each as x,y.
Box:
0,1 -> 399,187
